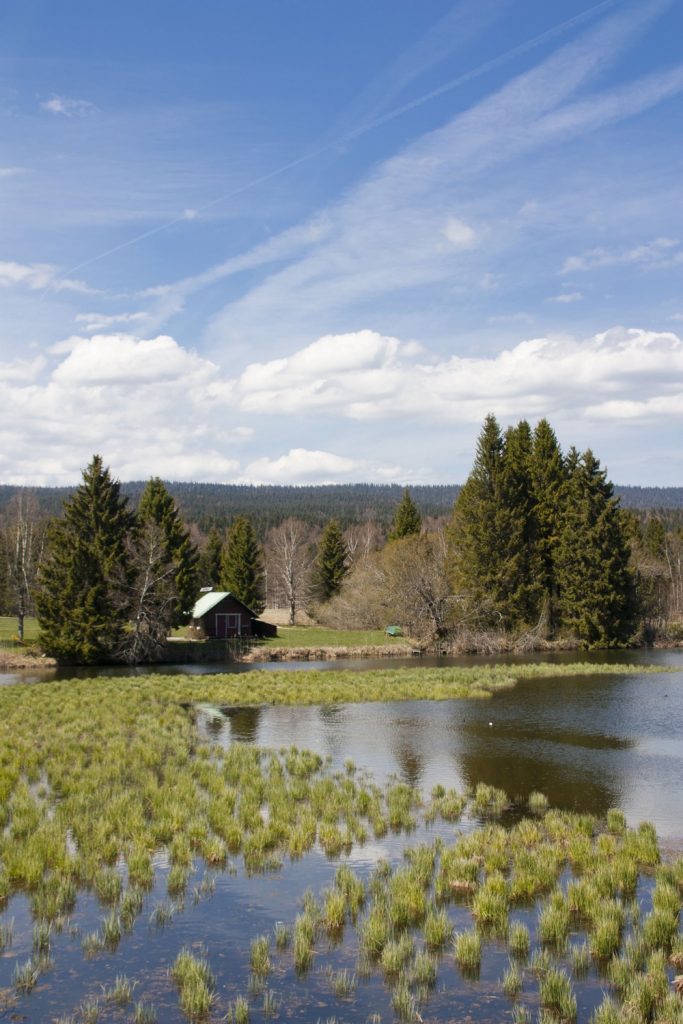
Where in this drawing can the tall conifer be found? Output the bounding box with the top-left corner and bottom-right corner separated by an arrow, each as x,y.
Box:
529,419 -> 565,631
555,450 -> 635,646
37,455 -> 134,663
497,420 -> 544,627
220,516 -> 265,614
446,414 -> 505,625
200,528 -> 224,588
389,488 -> 422,540
313,519 -> 348,601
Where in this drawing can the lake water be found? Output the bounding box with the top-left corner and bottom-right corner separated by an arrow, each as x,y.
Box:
5,647 -> 683,841
1,651 -> 682,1022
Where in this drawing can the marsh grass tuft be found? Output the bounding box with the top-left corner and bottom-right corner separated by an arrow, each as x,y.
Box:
453,929 -> 482,973
134,1002 -> 158,1024
328,967 -> 356,997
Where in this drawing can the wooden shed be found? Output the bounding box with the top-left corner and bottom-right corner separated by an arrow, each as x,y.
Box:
190,591 -> 256,638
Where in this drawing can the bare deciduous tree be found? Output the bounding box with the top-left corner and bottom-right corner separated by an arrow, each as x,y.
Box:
3,491 -> 44,642
344,520 -> 382,567
265,518 -> 314,625
319,531 -> 453,645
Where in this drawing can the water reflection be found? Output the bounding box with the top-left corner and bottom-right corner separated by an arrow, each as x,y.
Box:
202,661 -> 683,840
221,705 -> 262,742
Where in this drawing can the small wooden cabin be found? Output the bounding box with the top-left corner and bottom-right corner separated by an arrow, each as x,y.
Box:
190,591 -> 256,638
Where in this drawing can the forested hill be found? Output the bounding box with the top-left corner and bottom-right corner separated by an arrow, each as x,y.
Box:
1,481 -> 682,532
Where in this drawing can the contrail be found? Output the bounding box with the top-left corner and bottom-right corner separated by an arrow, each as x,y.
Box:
44,0 -> 620,296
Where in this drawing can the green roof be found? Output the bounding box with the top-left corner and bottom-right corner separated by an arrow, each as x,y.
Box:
191,591 -> 257,619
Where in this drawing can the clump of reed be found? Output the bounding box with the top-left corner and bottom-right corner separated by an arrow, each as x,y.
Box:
508,921 -> 531,959
380,934 -> 415,976
537,890 -> 571,949
171,947 -> 216,1018
293,909 -> 316,973
528,791 -> 549,815
423,906 -> 453,949
453,929 -> 482,974
102,974 -> 136,1005
539,967 -> 577,1021
502,960 -> 523,997
250,934 -> 271,976
133,1002 -> 158,1024
327,967 -> 356,997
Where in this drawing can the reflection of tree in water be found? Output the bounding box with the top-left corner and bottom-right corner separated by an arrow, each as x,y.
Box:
318,705 -> 343,723
449,705 -> 624,816
205,715 -> 225,738
224,706 -> 262,742
392,731 -> 425,788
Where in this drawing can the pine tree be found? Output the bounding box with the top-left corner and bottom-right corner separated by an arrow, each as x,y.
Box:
555,449 -> 636,646
313,519 -> 348,601
137,478 -> 199,623
529,419 -> 566,631
199,528 -> 224,588
389,487 -> 422,540
446,414 -> 506,626
36,455 -> 134,663
220,516 -> 265,614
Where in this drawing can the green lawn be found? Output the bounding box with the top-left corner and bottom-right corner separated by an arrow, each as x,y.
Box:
0,614 -> 39,647
264,626 -> 407,648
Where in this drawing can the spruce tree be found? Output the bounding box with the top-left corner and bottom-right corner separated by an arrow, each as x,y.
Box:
446,414 -> 506,625
36,455 -> 134,663
199,528 -> 224,588
496,420 -> 544,628
220,516 -> 265,614
137,478 -> 199,622
313,519 -> 348,601
389,487 -> 422,540
555,450 -> 636,646
529,419 -> 566,631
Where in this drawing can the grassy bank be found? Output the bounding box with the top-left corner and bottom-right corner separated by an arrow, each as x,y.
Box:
262,626 -> 407,648
0,615 -> 39,648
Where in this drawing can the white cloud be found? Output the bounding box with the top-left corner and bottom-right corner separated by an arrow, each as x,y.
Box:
238,330 -> 418,415
0,356 -> 45,382
242,448 -> 402,485
0,166 -> 25,178
52,333 -> 217,386
547,291 -> 582,303
0,333 -> 247,484
0,260 -> 99,294
585,394 -> 683,420
562,237 -> 681,273
40,96 -> 98,117
234,326 -> 683,424
442,217 -> 476,247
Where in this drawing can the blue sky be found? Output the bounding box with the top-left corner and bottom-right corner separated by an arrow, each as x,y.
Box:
1,0 -> 682,486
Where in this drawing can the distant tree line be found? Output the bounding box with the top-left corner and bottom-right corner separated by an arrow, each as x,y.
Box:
2,479 -> 683,534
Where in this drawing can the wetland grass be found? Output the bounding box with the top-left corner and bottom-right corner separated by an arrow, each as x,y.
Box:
539,966 -> 577,1020
171,947 -> 215,1018
453,929 -> 482,972
502,959 -> 524,996
508,921 -> 531,959
133,1003 -> 158,1024
250,934 -> 271,975
0,667 -> 681,1023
